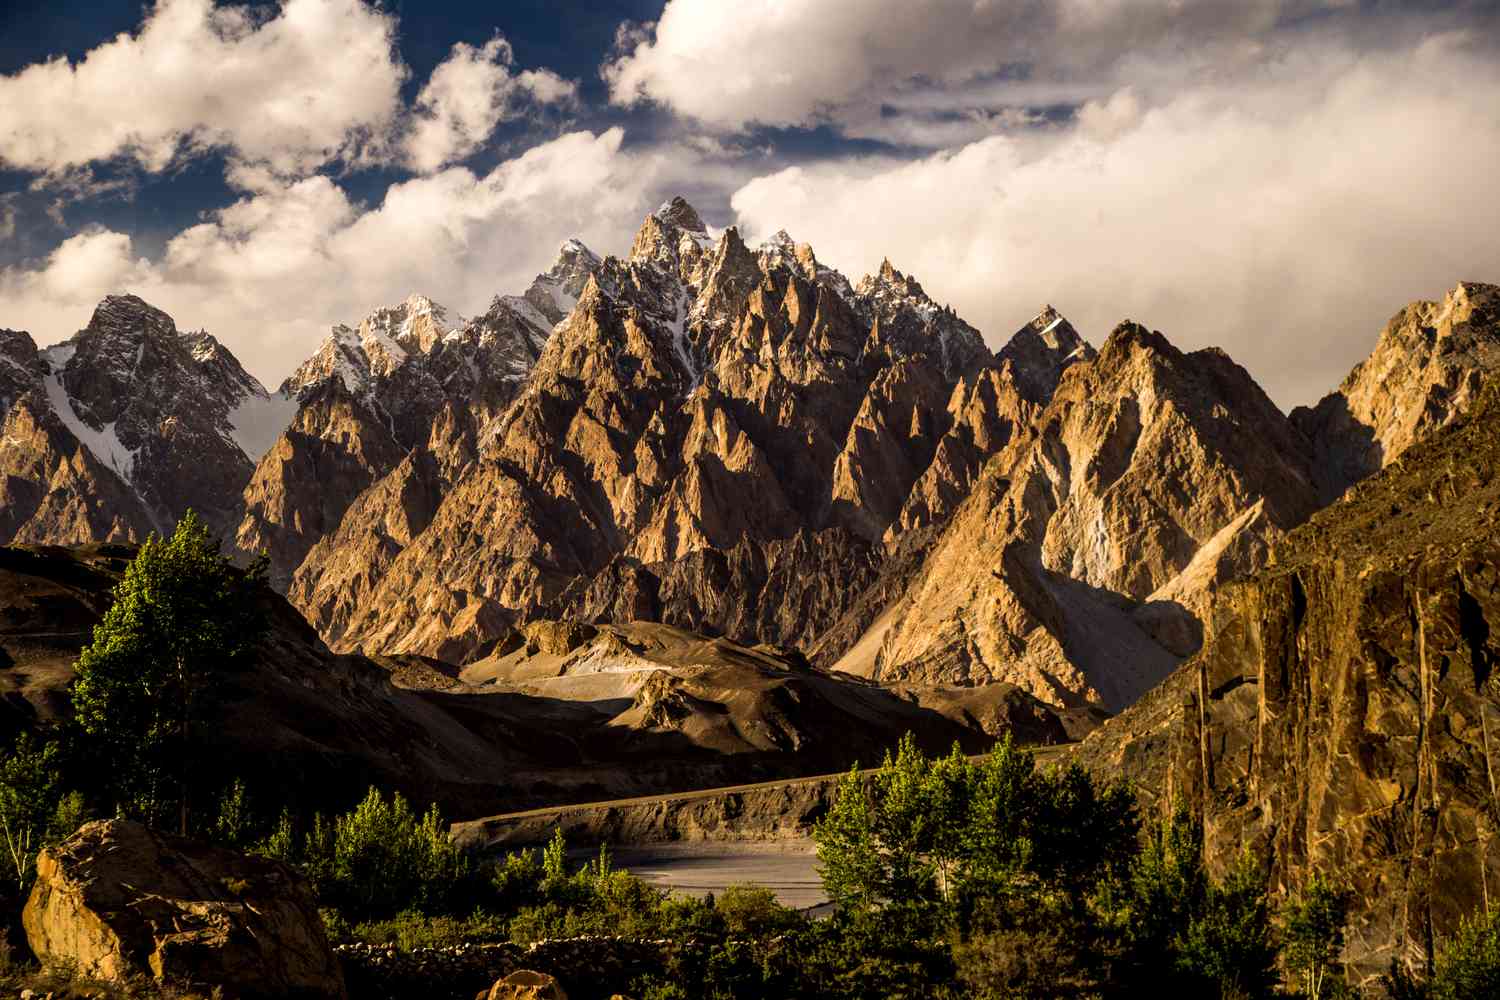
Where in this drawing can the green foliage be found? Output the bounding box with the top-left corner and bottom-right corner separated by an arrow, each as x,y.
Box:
1431,906 -> 1500,1000
1282,871 -> 1353,999
814,733 -> 1138,922
70,512 -> 266,830
341,909 -> 509,951
0,733 -> 87,893
1176,853 -> 1279,999
816,764 -> 885,912
212,778 -> 252,848
262,787 -> 471,918
715,884 -> 802,938
1103,806 -> 1280,999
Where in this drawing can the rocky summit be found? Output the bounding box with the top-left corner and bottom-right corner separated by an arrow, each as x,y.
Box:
2,200 -> 1498,723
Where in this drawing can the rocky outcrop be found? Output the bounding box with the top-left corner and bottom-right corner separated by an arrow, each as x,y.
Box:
23,819 -> 345,999
1293,281 -> 1500,502
849,321 -> 1321,710
1072,375 -> 1500,985
480,970 -> 568,1000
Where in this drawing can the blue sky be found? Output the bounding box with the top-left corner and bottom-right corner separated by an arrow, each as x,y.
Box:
1,0 -> 1498,405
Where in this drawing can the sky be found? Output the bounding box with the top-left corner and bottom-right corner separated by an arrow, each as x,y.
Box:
1,0 -> 1498,408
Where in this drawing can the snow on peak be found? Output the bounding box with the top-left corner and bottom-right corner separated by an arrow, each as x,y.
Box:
652,196 -> 707,234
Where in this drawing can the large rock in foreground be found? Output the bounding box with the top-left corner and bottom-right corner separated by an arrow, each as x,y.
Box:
23,819 -> 346,999
479,970 -> 569,1000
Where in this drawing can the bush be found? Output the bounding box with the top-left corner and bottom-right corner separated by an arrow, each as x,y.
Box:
259,786 -> 472,919
0,733 -> 88,894
1432,906 -> 1500,1000
1282,870 -> 1353,999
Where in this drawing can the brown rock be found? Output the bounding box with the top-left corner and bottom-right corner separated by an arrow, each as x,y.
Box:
23,819 -> 345,999
857,321 -> 1321,710
480,970 -> 567,1000
1072,375 -> 1500,986
1293,280 -> 1500,502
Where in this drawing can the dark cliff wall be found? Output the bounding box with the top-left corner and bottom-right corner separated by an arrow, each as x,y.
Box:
1075,380 -> 1500,985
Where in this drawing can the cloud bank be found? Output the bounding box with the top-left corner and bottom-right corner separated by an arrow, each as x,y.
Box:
0,130 -> 736,384
731,33 -> 1500,406
0,0 -> 408,175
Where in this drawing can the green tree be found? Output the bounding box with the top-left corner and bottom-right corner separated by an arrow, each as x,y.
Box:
1431,906 -> 1500,1000
70,511 -> 266,832
0,733 -> 85,893
816,764 -> 884,911
1282,870 -> 1353,998
815,734 -> 1138,923
1177,852 -> 1278,999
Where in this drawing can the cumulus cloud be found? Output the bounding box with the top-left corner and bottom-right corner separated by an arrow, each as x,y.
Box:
730,33 -> 1500,407
606,0 -> 1495,142
0,130 -> 737,383
403,37 -> 578,173
0,0 -> 408,176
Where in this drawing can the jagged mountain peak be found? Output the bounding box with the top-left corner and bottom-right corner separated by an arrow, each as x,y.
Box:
630,197 -> 716,273
861,258 -> 928,301
652,195 -> 707,234
83,293 -> 178,342
1292,278 -> 1500,502
998,306 -> 1095,404
522,239 -> 603,326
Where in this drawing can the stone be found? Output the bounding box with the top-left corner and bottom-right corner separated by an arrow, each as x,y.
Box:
23,819 -> 346,999
480,970 -> 568,1000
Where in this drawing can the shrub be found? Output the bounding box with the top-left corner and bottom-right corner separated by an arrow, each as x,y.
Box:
1432,906 -> 1500,1000
1282,870 -> 1353,999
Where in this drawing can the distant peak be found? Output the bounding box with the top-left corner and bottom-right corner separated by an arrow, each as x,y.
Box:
557,237 -> 599,261
652,195 -> 706,234
84,294 -> 179,343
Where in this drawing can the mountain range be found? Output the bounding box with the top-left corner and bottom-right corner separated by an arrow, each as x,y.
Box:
2,197 -> 1497,720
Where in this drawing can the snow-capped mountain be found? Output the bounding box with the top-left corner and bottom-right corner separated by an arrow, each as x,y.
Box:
5,195 -> 1495,718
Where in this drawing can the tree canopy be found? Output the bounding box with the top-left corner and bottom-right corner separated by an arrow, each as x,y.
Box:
71,511 -> 266,831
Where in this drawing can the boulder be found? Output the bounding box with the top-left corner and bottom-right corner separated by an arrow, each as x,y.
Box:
478,970 -> 568,1000
23,819 -> 345,999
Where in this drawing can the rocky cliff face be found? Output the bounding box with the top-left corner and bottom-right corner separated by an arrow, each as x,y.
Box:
313,200 -> 1102,670
1293,281 -> 1500,503
237,255 -> 589,588
1073,377 -> 1500,984
0,296 -> 293,542
834,321 -> 1322,711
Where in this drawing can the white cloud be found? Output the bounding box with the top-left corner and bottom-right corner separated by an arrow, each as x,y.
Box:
730,34 -> 1500,407
0,0 -> 408,176
604,0 -> 1376,135
0,129 -> 735,385
403,37 -> 578,173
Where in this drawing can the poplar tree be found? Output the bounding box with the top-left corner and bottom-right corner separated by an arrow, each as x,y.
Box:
71,512 -> 266,833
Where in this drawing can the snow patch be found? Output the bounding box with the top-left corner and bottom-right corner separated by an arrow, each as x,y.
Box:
42,372 -> 136,480
42,342 -> 76,368
501,295 -> 553,335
